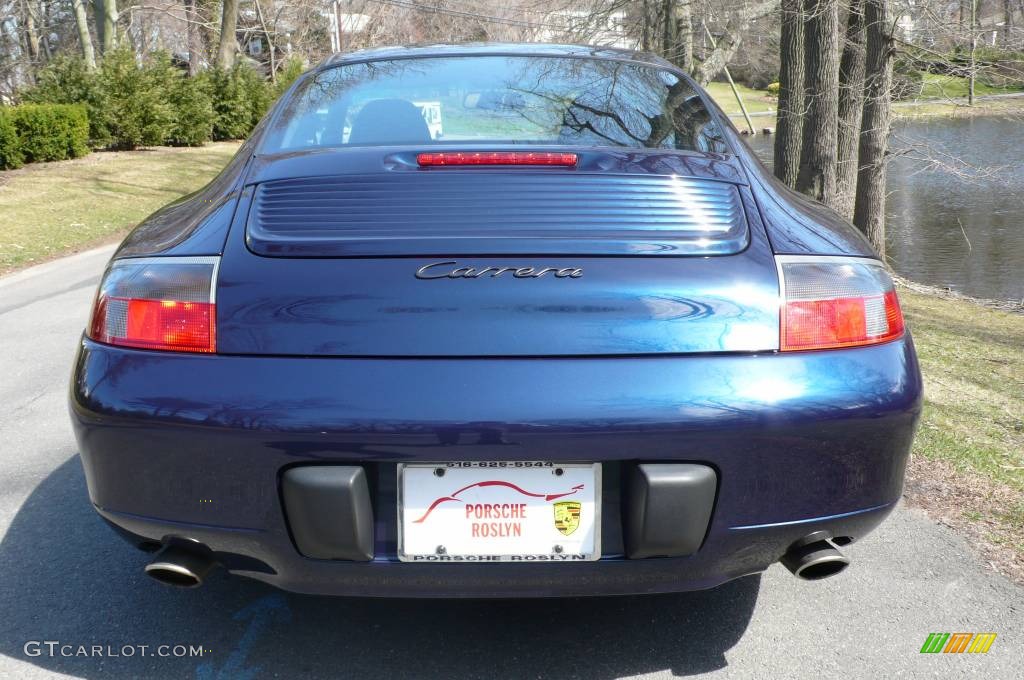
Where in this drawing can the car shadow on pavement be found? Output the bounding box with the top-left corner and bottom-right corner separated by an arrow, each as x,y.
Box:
0,456 -> 760,679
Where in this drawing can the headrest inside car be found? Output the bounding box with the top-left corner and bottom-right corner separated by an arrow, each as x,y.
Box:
348,99 -> 431,145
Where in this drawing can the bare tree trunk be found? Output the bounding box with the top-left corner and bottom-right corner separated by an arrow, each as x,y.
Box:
71,0 -> 96,69
644,0 -> 691,72
695,23 -> 742,85
774,0 -> 805,188
334,0 -> 344,52
198,0 -> 218,63
184,0 -> 201,75
217,0 -> 240,69
1003,0 -> 1014,46
39,0 -> 53,60
661,0 -> 677,63
93,0 -> 104,51
796,0 -> 841,208
134,7 -> 148,58
641,0 -> 651,50
702,23 -> 755,134
97,0 -> 117,54
853,0 -> 894,258
678,1 -> 694,73
23,0 -> 41,62
836,0 -> 866,219
255,0 -> 276,80
694,0 -> 776,85
968,0 -> 977,105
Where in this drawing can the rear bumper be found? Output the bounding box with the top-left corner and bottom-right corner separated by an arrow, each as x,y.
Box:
70,337 -> 922,597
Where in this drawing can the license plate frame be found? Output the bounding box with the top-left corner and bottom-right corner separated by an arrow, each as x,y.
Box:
397,462 -> 601,563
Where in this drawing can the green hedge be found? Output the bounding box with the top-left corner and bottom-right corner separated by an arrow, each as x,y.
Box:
5,47 -> 308,168
165,64 -> 216,146
24,50 -> 308,151
0,108 -> 22,170
201,62 -> 276,141
0,104 -> 89,169
12,104 -> 90,162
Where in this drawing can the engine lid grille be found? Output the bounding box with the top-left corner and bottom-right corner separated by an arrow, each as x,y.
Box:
246,172 -> 749,257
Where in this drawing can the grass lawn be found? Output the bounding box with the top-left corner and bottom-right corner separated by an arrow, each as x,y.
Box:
0,142 -> 241,273
703,81 -> 777,117
917,72 -> 1024,100
903,290 -> 1024,493
893,96 -> 1024,118
705,72 -> 1024,124
893,73 -> 1024,118
900,289 -> 1024,577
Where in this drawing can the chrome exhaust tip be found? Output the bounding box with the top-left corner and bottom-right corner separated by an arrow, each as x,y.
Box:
780,532 -> 851,581
144,539 -> 216,588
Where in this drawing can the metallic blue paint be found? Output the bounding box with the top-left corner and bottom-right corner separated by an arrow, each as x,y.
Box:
248,147 -> 745,185
70,43 -> 923,596
729,503 -> 896,531
71,335 -> 920,596
217,194 -> 779,356
217,148 -> 781,357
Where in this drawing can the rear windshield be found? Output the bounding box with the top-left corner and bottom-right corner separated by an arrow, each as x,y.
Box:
262,55 -> 729,154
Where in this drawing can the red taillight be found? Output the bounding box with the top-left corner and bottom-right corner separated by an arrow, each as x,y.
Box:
88,257 -> 218,353
417,152 -> 578,167
779,257 -> 905,352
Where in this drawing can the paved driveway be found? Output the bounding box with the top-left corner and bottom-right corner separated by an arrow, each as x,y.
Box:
0,246 -> 1020,679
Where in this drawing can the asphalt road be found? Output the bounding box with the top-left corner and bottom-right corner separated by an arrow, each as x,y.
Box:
0,245 -> 1021,679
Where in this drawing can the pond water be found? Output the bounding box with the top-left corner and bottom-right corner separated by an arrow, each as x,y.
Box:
744,116 -> 1024,301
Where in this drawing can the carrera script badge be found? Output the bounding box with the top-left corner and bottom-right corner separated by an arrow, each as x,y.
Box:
415,261 -> 583,280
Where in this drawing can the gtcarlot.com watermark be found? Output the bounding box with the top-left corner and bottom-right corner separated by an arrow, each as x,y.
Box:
23,641 -> 206,658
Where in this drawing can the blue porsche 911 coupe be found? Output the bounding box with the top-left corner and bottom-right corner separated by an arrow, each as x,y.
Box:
69,44 -> 922,596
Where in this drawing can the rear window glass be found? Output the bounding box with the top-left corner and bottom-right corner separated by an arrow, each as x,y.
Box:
262,55 -> 729,154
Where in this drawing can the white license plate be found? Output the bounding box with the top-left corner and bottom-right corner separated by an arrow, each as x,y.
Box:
398,462 -> 601,562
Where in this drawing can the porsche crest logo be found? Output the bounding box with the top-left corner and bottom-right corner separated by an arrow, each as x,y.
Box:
553,501 -> 582,536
